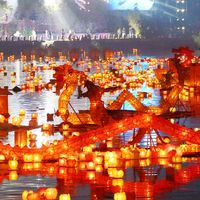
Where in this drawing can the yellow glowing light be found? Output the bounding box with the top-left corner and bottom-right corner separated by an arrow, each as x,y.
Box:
59,194 -> 71,200
9,171 -> 18,181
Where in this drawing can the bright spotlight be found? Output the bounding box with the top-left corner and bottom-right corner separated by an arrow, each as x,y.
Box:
44,0 -> 62,11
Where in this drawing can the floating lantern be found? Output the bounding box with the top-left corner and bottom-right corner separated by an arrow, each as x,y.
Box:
23,154 -> 33,163
62,124 -> 69,130
0,114 -> 5,123
59,167 -> 67,176
27,192 -> 40,200
12,116 -> 22,126
19,109 -> 26,116
112,179 -> 124,187
94,156 -> 103,165
170,119 -> 175,124
114,192 -> 126,200
59,158 -> 67,167
8,160 -> 18,170
9,171 -> 18,181
86,171 -> 96,180
0,155 -> 5,161
83,146 -> 93,153
158,158 -> 168,166
158,149 -> 168,158
79,152 -> 86,161
48,84 -> 53,90
139,149 -> 147,158
42,123 -> 50,131
139,159 -> 151,167
79,162 -> 86,170
22,190 -> 29,200
45,188 -> 58,200
33,154 -> 43,163
87,161 -> 95,170
95,165 -> 103,173
111,169 -> 124,179
59,194 -> 71,200
31,113 -> 38,119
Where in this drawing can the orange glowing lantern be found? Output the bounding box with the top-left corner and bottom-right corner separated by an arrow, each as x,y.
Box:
22,190 -> 29,200
113,169 -> 124,179
19,109 -> 26,116
83,146 -> 93,153
23,154 -> 33,162
158,158 -> 168,166
106,157 -> 118,168
9,171 -> 18,181
62,124 -> 69,130
0,114 -> 5,123
95,165 -> 103,173
86,171 -> 96,180
42,123 -> 49,131
139,159 -> 151,167
112,179 -> 124,187
48,84 -> 53,90
0,154 -> 5,161
31,113 -> 38,119
63,131 -> 69,137
8,160 -> 18,170
106,140 -> 113,148
45,188 -> 58,200
87,161 -> 95,170
79,162 -> 86,170
59,158 -> 67,166
139,149 -> 147,158
79,152 -> 86,161
158,149 -> 168,158
59,194 -> 71,200
27,192 -> 40,200
163,90 -> 168,95
12,116 -> 21,126
23,163 -> 33,170
94,156 -> 103,165
114,192 -> 126,200
47,166 -> 55,176
59,167 -> 67,176
33,154 -> 43,163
